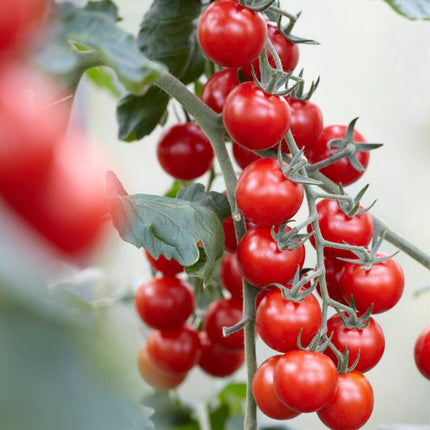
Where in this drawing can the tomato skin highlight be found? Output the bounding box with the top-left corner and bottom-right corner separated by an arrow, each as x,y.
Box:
274,350 -> 339,413
135,277 -> 194,331
252,355 -> 300,420
324,313 -> 385,373
223,82 -> 291,151
156,122 -> 214,181
236,225 -> 306,288
256,288 -> 322,353
197,0 -> 267,68
235,157 -> 304,227
414,326 -> 430,380
317,371 -> 374,430
339,253 -> 404,314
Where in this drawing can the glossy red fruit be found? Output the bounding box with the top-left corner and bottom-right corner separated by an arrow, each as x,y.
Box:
316,257 -> 347,303
219,252 -> 243,299
144,249 -> 183,276
256,288 -> 322,352
197,0 -> 267,68
414,326 -> 430,380
198,332 -> 245,377
156,122 -> 214,180
135,277 -> 194,331
232,141 -> 261,170
252,355 -> 300,420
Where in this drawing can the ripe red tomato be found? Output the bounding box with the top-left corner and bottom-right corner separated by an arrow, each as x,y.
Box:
339,253 -> 404,314
232,141 -> 261,170
219,252 -> 243,299
197,0 -> 267,68
242,21 -> 299,80
235,157 -> 304,226
316,257 -> 347,303
144,249 -> 183,276
414,326 -> 430,380
317,371 -> 374,430
200,68 -> 239,113
256,287 -> 322,352
283,96 -> 323,149
203,297 -> 244,352
198,331 -> 245,377
222,214 -> 254,254
252,355 -> 300,420
274,350 -> 338,413
223,82 -> 291,151
324,314 -> 385,373
307,199 -> 374,259
305,124 -> 369,186
137,346 -> 187,390
146,324 -> 201,374
156,122 -> 214,180
135,277 -> 194,331
237,225 -> 306,288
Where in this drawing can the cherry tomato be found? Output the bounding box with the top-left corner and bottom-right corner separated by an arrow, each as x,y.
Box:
282,96 -> 323,150
237,225 -> 306,288
252,355 -> 300,420
135,277 -> 194,331
317,371 -> 374,430
146,324 -> 201,374
242,21 -> 299,80
137,346 -> 187,390
307,199 -> 374,259
144,249 -> 183,276
339,253 -> 404,314
414,326 -> 430,380
223,82 -> 291,151
219,252 -> 243,299
324,313 -> 385,373
305,124 -> 369,186
198,332 -> 245,377
256,287 -> 322,352
316,257 -> 347,303
203,297 -> 244,352
200,68 -> 239,113
235,157 -> 304,226
274,350 -> 338,413
156,122 -> 214,180
232,141 -> 261,170
197,0 -> 267,68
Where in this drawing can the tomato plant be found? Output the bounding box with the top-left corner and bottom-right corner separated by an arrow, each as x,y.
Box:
144,249 -> 184,276
414,325 -> 430,380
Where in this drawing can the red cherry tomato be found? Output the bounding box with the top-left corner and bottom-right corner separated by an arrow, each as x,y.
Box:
197,0 -> 267,68
339,252 -> 404,314
242,21 -> 299,80
146,324 -> 201,374
414,326 -> 430,380
144,249 -> 183,276
137,346 -> 187,390
274,350 -> 338,413
317,371 -> 374,430
222,214 -> 254,254
156,122 -> 214,180
316,257 -> 347,303
305,124 -> 369,186
237,225 -> 306,288
235,157 -> 304,226
219,252 -> 243,299
203,297 -> 244,352
232,141 -> 261,170
135,276 -> 194,331
223,82 -> 291,151
198,331 -> 245,377
307,199 -> 374,259
252,355 -> 300,420
256,288 -> 322,352
200,68 -> 239,113
324,313 -> 385,373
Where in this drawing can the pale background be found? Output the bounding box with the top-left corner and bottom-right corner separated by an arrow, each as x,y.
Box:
77,1 -> 430,428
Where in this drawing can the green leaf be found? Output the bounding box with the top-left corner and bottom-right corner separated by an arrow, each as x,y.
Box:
36,2 -> 166,95
116,86 -> 169,141
218,383 -> 247,416
85,66 -> 122,98
164,180 -> 183,198
83,0 -> 121,21
138,0 -> 203,80
382,0 -> 430,19
177,183 -> 231,222
108,174 -> 224,282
